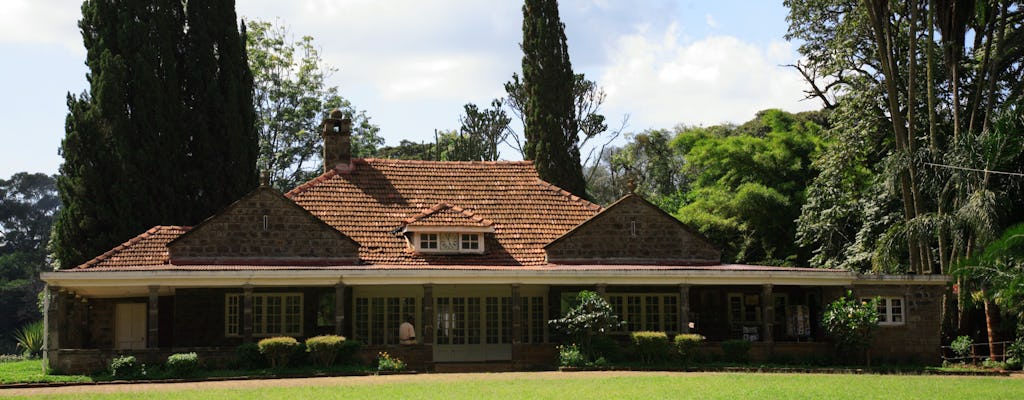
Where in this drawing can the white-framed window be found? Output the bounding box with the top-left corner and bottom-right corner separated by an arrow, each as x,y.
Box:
419,233 -> 438,250
461,233 -> 480,250
607,294 -> 679,332
727,293 -> 761,324
225,293 -> 303,337
416,232 -> 484,254
863,296 -> 905,326
354,296 -> 418,345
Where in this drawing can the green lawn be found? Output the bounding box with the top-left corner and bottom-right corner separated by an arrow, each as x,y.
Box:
0,360 -> 92,385
4,372 -> 1022,399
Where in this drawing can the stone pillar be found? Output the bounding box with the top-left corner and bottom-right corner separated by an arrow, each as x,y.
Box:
511,284 -> 522,344
44,286 -> 61,359
762,284 -> 774,343
679,284 -> 691,334
595,284 -> 607,297
148,285 -> 159,348
422,284 -> 434,344
334,282 -> 346,336
242,285 -> 253,343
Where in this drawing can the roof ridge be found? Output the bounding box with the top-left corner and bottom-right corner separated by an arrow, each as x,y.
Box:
534,179 -> 603,211
75,226 -> 188,269
285,168 -> 339,198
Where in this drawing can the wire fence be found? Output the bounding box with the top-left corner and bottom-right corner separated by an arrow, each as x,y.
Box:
940,340 -> 1012,363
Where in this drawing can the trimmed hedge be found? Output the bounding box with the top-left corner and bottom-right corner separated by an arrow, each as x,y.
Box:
109,355 -> 140,379
631,331 -> 670,364
674,333 -> 706,363
235,343 -> 265,369
165,352 -> 199,377
721,339 -> 752,363
306,335 -> 346,367
258,336 -> 300,368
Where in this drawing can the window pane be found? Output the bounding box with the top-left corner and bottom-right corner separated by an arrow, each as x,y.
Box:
501,297 -> 512,344
663,296 -> 678,332
486,297 -> 499,344
285,295 -> 301,334
468,298 -> 481,344
627,296 -> 641,331
226,295 -> 239,336
253,296 -> 265,335
645,296 -> 660,331
266,296 -> 282,335
386,297 -> 400,344
355,298 -> 369,342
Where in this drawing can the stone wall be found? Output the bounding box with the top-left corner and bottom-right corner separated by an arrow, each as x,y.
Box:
545,195 -> 720,264
852,283 -> 946,364
168,187 -> 359,263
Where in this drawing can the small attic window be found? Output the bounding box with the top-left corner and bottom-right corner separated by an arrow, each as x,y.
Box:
414,232 -> 484,254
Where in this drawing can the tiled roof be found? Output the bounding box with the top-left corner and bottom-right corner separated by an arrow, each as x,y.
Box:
75,226 -> 189,270
63,263 -> 848,272
403,202 -> 493,228
287,158 -> 602,266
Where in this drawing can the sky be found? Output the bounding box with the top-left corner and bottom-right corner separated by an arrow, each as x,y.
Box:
0,0 -> 822,179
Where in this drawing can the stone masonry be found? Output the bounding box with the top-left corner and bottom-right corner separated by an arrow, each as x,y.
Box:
168,187 -> 359,263
545,194 -> 720,264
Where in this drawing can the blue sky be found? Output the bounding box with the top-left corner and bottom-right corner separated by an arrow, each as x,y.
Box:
0,0 -> 819,179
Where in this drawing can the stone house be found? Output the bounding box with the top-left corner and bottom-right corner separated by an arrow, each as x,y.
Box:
41,110 -> 948,373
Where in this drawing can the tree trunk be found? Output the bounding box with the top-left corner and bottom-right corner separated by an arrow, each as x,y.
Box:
982,293 -> 1002,361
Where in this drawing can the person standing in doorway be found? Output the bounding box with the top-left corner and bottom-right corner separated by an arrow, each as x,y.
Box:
399,315 -> 416,345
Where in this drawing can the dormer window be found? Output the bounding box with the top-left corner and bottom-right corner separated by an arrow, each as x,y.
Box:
415,232 -> 484,254
419,233 -> 438,249
400,202 -> 495,255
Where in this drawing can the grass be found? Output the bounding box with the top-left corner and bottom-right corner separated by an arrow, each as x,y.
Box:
3,372 -> 1022,399
0,359 -> 92,385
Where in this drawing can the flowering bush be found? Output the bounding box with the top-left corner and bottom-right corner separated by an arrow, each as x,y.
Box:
376,351 -> 406,372
821,291 -> 879,364
557,344 -> 586,367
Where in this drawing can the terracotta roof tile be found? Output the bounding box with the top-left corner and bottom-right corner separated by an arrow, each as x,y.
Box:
403,202 -> 494,228
286,158 -> 602,266
75,226 -> 190,270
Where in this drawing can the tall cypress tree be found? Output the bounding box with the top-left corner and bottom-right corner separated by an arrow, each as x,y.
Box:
519,0 -> 587,198
52,0 -> 257,269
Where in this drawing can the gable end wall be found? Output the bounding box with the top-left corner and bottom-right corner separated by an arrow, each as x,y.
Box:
168,189 -> 359,261
546,196 -> 720,264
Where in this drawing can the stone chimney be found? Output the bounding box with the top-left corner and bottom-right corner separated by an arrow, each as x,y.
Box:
322,108 -> 353,173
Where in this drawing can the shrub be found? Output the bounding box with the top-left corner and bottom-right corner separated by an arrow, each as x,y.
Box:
590,335 -> 623,362
821,291 -> 879,364
165,352 -> 199,377
1006,338 -> 1024,370
549,291 -> 624,361
981,359 -> 1007,370
558,344 -> 586,367
258,336 -> 300,368
950,335 -> 973,360
305,335 -> 346,367
110,355 -> 140,379
631,331 -> 670,364
13,321 -> 43,358
673,333 -> 706,363
336,340 -> 363,366
235,343 -> 265,369
721,339 -> 752,363
376,351 -> 406,372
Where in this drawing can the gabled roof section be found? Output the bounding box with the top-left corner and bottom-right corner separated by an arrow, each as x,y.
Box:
545,194 -> 721,265
287,158 -> 602,266
167,186 -> 360,265
402,202 -> 494,230
75,226 -> 189,270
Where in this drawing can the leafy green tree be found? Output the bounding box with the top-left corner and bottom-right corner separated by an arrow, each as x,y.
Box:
246,19 -> 382,191
673,110 -> 825,265
52,0 -> 258,270
515,0 -> 588,198
0,173 -> 58,353
821,292 -> 880,365
378,140 -> 437,161
549,290 -> 623,361
449,100 -> 511,161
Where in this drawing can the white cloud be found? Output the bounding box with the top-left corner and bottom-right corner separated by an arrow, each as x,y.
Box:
0,0 -> 82,53
705,14 -> 718,29
599,23 -> 817,129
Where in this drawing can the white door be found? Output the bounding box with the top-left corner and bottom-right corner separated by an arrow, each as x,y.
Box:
433,296 -> 513,362
115,303 -> 147,349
